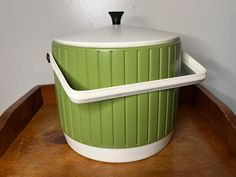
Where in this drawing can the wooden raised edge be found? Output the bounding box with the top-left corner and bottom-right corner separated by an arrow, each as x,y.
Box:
194,84 -> 236,155
40,84 -> 56,104
0,86 -> 43,156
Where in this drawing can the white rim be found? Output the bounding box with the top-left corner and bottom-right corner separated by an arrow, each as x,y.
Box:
53,38 -> 179,48
53,25 -> 179,48
64,131 -> 173,163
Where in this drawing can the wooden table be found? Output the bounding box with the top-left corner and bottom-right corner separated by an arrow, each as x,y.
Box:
0,85 -> 236,177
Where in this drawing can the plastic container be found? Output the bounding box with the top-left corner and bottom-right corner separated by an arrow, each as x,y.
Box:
48,11 -> 206,163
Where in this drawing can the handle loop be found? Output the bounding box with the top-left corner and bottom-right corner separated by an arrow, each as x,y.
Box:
48,51 -> 206,104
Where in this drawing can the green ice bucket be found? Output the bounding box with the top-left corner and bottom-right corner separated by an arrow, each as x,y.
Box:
49,11 -> 206,162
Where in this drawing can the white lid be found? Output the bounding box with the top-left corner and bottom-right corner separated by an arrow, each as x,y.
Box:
53,12 -> 179,48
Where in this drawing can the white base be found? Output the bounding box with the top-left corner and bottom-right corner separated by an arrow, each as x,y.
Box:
64,131 -> 173,163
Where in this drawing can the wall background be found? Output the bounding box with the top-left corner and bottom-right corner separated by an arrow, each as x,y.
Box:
0,0 -> 236,115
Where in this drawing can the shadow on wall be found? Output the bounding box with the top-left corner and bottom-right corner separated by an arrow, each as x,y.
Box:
180,34 -> 236,114
180,34 -> 235,79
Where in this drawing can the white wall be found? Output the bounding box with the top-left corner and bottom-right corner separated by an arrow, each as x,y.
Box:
1,0 -> 236,115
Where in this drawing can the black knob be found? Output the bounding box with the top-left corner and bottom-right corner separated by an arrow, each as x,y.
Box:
108,11 -> 124,25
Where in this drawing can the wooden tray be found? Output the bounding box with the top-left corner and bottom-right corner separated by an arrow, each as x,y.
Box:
0,85 -> 236,177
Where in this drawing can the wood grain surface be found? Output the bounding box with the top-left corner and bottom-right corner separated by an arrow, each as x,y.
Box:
0,86 -> 43,156
194,85 -> 236,155
0,103 -> 235,177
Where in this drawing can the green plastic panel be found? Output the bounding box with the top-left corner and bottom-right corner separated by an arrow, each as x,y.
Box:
52,40 -> 181,148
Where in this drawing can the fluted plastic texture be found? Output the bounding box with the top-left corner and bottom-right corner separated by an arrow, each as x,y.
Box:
52,40 -> 181,148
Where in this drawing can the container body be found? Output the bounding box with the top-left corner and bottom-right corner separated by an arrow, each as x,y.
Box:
52,40 -> 181,149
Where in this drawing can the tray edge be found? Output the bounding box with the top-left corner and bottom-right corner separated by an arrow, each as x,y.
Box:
0,85 -> 43,156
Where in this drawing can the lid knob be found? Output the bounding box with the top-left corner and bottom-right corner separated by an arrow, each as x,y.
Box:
108,11 -> 124,25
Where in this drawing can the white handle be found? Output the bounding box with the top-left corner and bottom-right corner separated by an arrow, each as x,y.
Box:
48,51 -> 206,104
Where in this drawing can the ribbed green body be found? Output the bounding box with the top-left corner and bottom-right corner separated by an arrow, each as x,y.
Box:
52,40 -> 181,148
